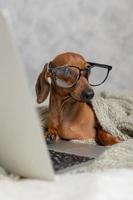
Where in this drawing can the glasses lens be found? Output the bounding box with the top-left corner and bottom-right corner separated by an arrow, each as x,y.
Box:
89,66 -> 109,86
55,66 -> 79,88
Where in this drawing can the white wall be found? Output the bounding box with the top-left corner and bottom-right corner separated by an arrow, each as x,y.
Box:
0,0 -> 133,98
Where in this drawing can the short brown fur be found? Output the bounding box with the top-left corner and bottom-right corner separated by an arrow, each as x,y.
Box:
36,52 -> 121,145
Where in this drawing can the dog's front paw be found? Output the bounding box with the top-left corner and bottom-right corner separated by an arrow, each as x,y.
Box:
44,132 -> 60,144
46,133 -> 56,144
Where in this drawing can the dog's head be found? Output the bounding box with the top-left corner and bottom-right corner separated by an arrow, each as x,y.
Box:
35,52 -> 94,104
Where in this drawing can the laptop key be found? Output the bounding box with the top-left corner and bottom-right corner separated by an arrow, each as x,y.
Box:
49,150 -> 94,172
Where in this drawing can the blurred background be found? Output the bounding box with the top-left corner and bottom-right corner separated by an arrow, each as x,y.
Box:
0,0 -> 133,99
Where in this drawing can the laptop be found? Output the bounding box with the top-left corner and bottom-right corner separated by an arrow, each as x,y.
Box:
0,10 -> 107,180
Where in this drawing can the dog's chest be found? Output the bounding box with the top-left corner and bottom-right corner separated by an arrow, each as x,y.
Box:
60,103 -> 96,124
58,103 -> 97,139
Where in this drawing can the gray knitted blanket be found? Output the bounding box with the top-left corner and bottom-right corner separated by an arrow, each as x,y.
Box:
87,90 -> 133,171
91,90 -> 133,140
38,90 -> 133,171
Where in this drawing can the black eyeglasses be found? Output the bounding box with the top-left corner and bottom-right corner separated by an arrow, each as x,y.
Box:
48,61 -> 112,88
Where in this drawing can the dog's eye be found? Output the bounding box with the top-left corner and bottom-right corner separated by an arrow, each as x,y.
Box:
55,67 -> 72,78
63,68 -> 71,77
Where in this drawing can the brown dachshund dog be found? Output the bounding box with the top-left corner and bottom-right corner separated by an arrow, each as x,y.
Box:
35,52 -> 121,145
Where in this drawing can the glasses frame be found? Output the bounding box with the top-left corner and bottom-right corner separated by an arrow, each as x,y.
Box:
48,61 -> 112,88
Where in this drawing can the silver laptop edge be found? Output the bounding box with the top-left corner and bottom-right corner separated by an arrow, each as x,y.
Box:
0,10 -> 54,180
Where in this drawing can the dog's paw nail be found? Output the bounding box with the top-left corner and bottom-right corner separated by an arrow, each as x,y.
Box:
46,134 -> 56,144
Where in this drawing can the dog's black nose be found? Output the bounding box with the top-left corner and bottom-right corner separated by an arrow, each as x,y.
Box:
81,89 -> 94,102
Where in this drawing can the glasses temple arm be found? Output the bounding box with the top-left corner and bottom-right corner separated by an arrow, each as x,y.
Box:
86,61 -> 112,70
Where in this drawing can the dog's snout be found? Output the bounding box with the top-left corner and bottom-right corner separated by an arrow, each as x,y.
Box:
81,89 -> 94,102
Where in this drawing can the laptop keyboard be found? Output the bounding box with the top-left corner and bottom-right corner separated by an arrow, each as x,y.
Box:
49,150 -> 94,172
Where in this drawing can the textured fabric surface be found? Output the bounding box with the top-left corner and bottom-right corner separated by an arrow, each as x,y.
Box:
0,169 -> 133,200
91,90 -> 133,140
86,139 -> 133,172
69,139 -> 133,173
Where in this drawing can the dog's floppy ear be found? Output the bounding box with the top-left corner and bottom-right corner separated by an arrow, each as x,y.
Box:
35,63 -> 50,104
